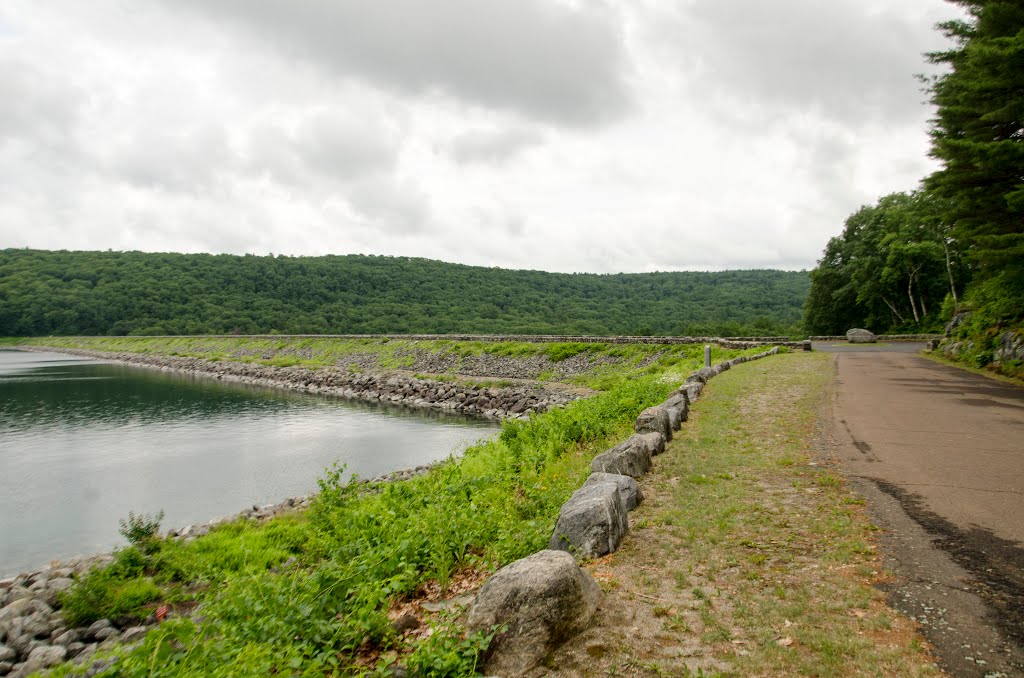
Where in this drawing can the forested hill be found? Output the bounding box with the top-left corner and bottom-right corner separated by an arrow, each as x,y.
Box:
0,249 -> 809,337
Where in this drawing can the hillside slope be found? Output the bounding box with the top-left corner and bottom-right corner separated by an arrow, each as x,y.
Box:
0,249 -> 809,337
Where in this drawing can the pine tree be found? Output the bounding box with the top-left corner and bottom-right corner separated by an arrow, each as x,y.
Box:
924,1 -> 1024,321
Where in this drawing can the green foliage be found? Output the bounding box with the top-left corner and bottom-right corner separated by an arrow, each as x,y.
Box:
0,249 -> 808,337
404,616 -> 501,677
925,1 -> 1024,296
804,192 -> 959,334
119,510 -> 164,553
46,356 -> 744,674
58,565 -> 161,627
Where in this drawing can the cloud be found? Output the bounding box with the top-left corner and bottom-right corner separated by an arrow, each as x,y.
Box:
665,0 -> 946,124
165,0 -> 632,127
0,0 -> 965,274
449,127 -> 544,165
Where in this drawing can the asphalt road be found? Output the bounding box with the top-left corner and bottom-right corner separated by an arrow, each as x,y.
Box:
820,342 -> 1024,676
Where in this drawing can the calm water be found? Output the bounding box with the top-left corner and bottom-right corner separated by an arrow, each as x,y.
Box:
0,349 -> 496,576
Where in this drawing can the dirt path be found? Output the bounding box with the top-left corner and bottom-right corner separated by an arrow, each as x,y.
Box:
820,342 -> 1024,676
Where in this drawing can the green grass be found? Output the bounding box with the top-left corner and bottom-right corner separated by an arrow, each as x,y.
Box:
546,353 -> 940,676
50,372 -> 676,676
20,335 -> 763,391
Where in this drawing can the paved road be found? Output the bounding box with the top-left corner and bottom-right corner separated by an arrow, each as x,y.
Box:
820,342 -> 1024,676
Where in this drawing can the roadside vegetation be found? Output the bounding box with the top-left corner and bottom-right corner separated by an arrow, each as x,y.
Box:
548,352 -> 939,676
42,340 -> 759,676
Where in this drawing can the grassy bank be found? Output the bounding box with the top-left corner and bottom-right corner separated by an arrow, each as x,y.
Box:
21,335 -> 754,391
35,338 -> 764,676
546,352 -> 939,676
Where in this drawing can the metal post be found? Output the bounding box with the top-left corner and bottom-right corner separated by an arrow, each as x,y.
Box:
704,345 -> 712,368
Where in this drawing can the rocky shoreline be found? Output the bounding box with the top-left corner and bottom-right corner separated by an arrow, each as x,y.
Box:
19,346 -> 584,421
0,459 -> 441,677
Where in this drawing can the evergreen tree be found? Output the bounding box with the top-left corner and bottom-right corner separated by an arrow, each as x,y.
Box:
925,0 -> 1024,321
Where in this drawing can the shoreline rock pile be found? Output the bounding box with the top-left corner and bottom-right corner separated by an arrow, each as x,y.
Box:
19,347 -> 581,420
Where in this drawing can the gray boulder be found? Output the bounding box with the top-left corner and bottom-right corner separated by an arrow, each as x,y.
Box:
662,393 -> 689,430
17,645 -> 66,675
590,436 -> 652,478
680,381 -> 702,403
467,550 -> 600,676
846,328 -> 877,344
549,481 -> 629,559
0,645 -> 14,662
584,472 -> 643,511
636,432 -> 665,457
635,406 -> 671,442
121,626 -> 148,644
686,367 -> 717,384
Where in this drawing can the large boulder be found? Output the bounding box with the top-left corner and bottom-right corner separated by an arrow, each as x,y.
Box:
636,432 -> 665,457
635,406 -> 672,441
591,436 -> 652,478
686,367 -> 717,384
662,393 -> 689,430
467,550 -> 600,676
584,472 -> 643,511
846,328 -> 877,344
680,381 -> 703,403
549,481 -> 629,558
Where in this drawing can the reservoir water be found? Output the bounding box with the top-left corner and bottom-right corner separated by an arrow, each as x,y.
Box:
0,349 -> 497,576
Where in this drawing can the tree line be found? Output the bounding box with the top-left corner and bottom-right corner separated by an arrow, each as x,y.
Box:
0,249 -> 810,338
805,0 -> 1023,337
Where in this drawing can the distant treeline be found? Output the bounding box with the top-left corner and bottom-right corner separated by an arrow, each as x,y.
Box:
0,249 -> 809,337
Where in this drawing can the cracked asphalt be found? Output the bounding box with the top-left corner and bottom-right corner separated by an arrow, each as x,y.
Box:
819,342 -> 1024,677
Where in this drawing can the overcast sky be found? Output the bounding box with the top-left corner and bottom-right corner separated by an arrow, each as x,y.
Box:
0,0 -> 962,273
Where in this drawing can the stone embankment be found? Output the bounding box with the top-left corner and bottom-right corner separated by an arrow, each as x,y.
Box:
20,347 -> 582,421
123,333 -> 804,349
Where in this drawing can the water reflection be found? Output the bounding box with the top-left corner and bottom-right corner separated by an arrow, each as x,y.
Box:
0,349 -> 497,575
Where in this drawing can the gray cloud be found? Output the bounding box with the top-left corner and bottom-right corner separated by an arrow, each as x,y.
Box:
164,0 -> 631,127
671,0 -> 942,123
449,127 -> 543,165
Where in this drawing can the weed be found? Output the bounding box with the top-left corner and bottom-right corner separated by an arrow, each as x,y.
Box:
118,509 -> 164,553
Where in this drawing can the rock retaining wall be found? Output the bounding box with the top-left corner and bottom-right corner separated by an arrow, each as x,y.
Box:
76,333 -> 802,349
18,347 -> 580,421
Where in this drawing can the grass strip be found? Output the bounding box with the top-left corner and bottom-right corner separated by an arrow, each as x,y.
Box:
545,352 -> 940,676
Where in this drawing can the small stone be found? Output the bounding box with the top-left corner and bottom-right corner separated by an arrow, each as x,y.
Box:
121,626 -> 148,644
390,615 -> 420,634
53,629 -> 79,647
20,645 -> 67,672
84,619 -> 113,641
0,645 -> 13,663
